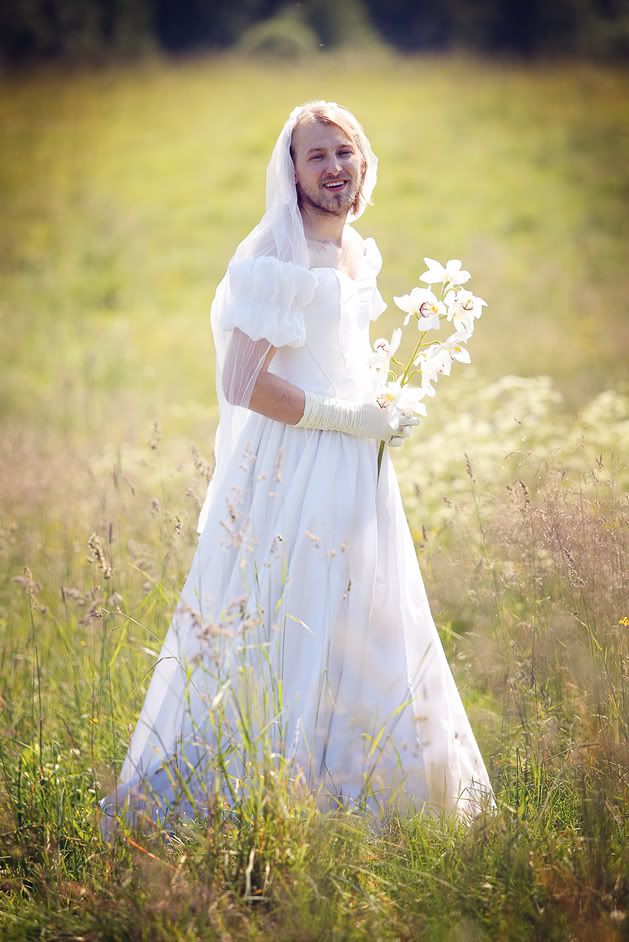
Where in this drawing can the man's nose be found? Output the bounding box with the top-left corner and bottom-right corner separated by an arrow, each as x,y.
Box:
325,155 -> 343,176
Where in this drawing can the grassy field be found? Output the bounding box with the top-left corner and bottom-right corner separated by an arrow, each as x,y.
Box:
0,50 -> 627,940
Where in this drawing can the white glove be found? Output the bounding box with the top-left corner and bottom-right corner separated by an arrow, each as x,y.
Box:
295,390 -> 419,447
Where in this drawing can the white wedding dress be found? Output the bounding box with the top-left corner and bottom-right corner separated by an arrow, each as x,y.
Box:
99,235 -> 496,838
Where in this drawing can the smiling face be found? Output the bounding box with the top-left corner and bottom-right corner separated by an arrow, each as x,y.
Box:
291,118 -> 366,219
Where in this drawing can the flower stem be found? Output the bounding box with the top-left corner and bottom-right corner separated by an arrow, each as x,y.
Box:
401,330 -> 427,385
377,440 -> 385,481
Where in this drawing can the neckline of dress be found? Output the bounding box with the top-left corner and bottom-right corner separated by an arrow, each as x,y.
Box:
308,238 -> 375,285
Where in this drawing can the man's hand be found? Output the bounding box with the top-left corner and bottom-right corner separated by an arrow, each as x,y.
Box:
388,410 -> 420,447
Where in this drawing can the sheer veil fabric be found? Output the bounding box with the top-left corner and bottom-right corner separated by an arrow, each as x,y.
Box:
196,101 -> 378,536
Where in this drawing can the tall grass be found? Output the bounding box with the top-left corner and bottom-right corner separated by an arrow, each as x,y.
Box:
1,383 -> 626,938
0,51 -> 627,939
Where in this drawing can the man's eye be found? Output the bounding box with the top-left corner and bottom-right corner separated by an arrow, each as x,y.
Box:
310,154 -> 323,160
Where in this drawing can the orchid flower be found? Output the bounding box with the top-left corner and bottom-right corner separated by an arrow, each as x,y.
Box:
420,257 -> 471,287
444,288 -> 487,337
414,330 -> 470,384
443,329 -> 472,364
394,287 -> 444,330
370,328 -> 402,381
373,327 -> 402,358
378,380 -> 429,427
418,343 -> 453,378
375,257 -> 486,482
411,350 -> 440,395
396,384 -> 429,416
378,379 -> 402,406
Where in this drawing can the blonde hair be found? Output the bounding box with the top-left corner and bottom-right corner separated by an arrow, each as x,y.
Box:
290,102 -> 369,217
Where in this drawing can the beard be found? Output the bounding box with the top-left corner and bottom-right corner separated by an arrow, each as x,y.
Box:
296,174 -> 361,218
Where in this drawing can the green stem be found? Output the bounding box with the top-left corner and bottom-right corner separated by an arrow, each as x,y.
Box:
401,330 -> 427,386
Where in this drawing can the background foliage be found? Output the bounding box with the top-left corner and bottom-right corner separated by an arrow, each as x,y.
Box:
1,0 -> 629,64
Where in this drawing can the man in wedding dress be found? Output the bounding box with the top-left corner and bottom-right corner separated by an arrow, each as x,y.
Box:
99,101 -> 496,841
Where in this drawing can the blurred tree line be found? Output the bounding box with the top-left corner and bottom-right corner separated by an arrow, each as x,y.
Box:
1,0 -> 628,65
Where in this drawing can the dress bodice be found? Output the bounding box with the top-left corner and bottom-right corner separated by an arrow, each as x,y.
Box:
267,238 -> 387,402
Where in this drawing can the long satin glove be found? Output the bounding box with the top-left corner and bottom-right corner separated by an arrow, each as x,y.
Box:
295,390 -> 419,447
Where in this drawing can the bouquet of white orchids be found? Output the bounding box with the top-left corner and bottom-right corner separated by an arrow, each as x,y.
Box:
371,257 -> 487,479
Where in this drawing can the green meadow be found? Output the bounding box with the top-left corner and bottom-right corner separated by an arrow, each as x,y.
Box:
0,51 -> 627,940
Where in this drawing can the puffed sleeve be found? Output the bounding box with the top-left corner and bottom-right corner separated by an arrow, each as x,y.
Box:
218,256 -> 318,348
359,237 -> 388,322
217,256 -> 317,410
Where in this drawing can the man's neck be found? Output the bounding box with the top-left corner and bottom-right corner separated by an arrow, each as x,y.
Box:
300,205 -> 348,246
